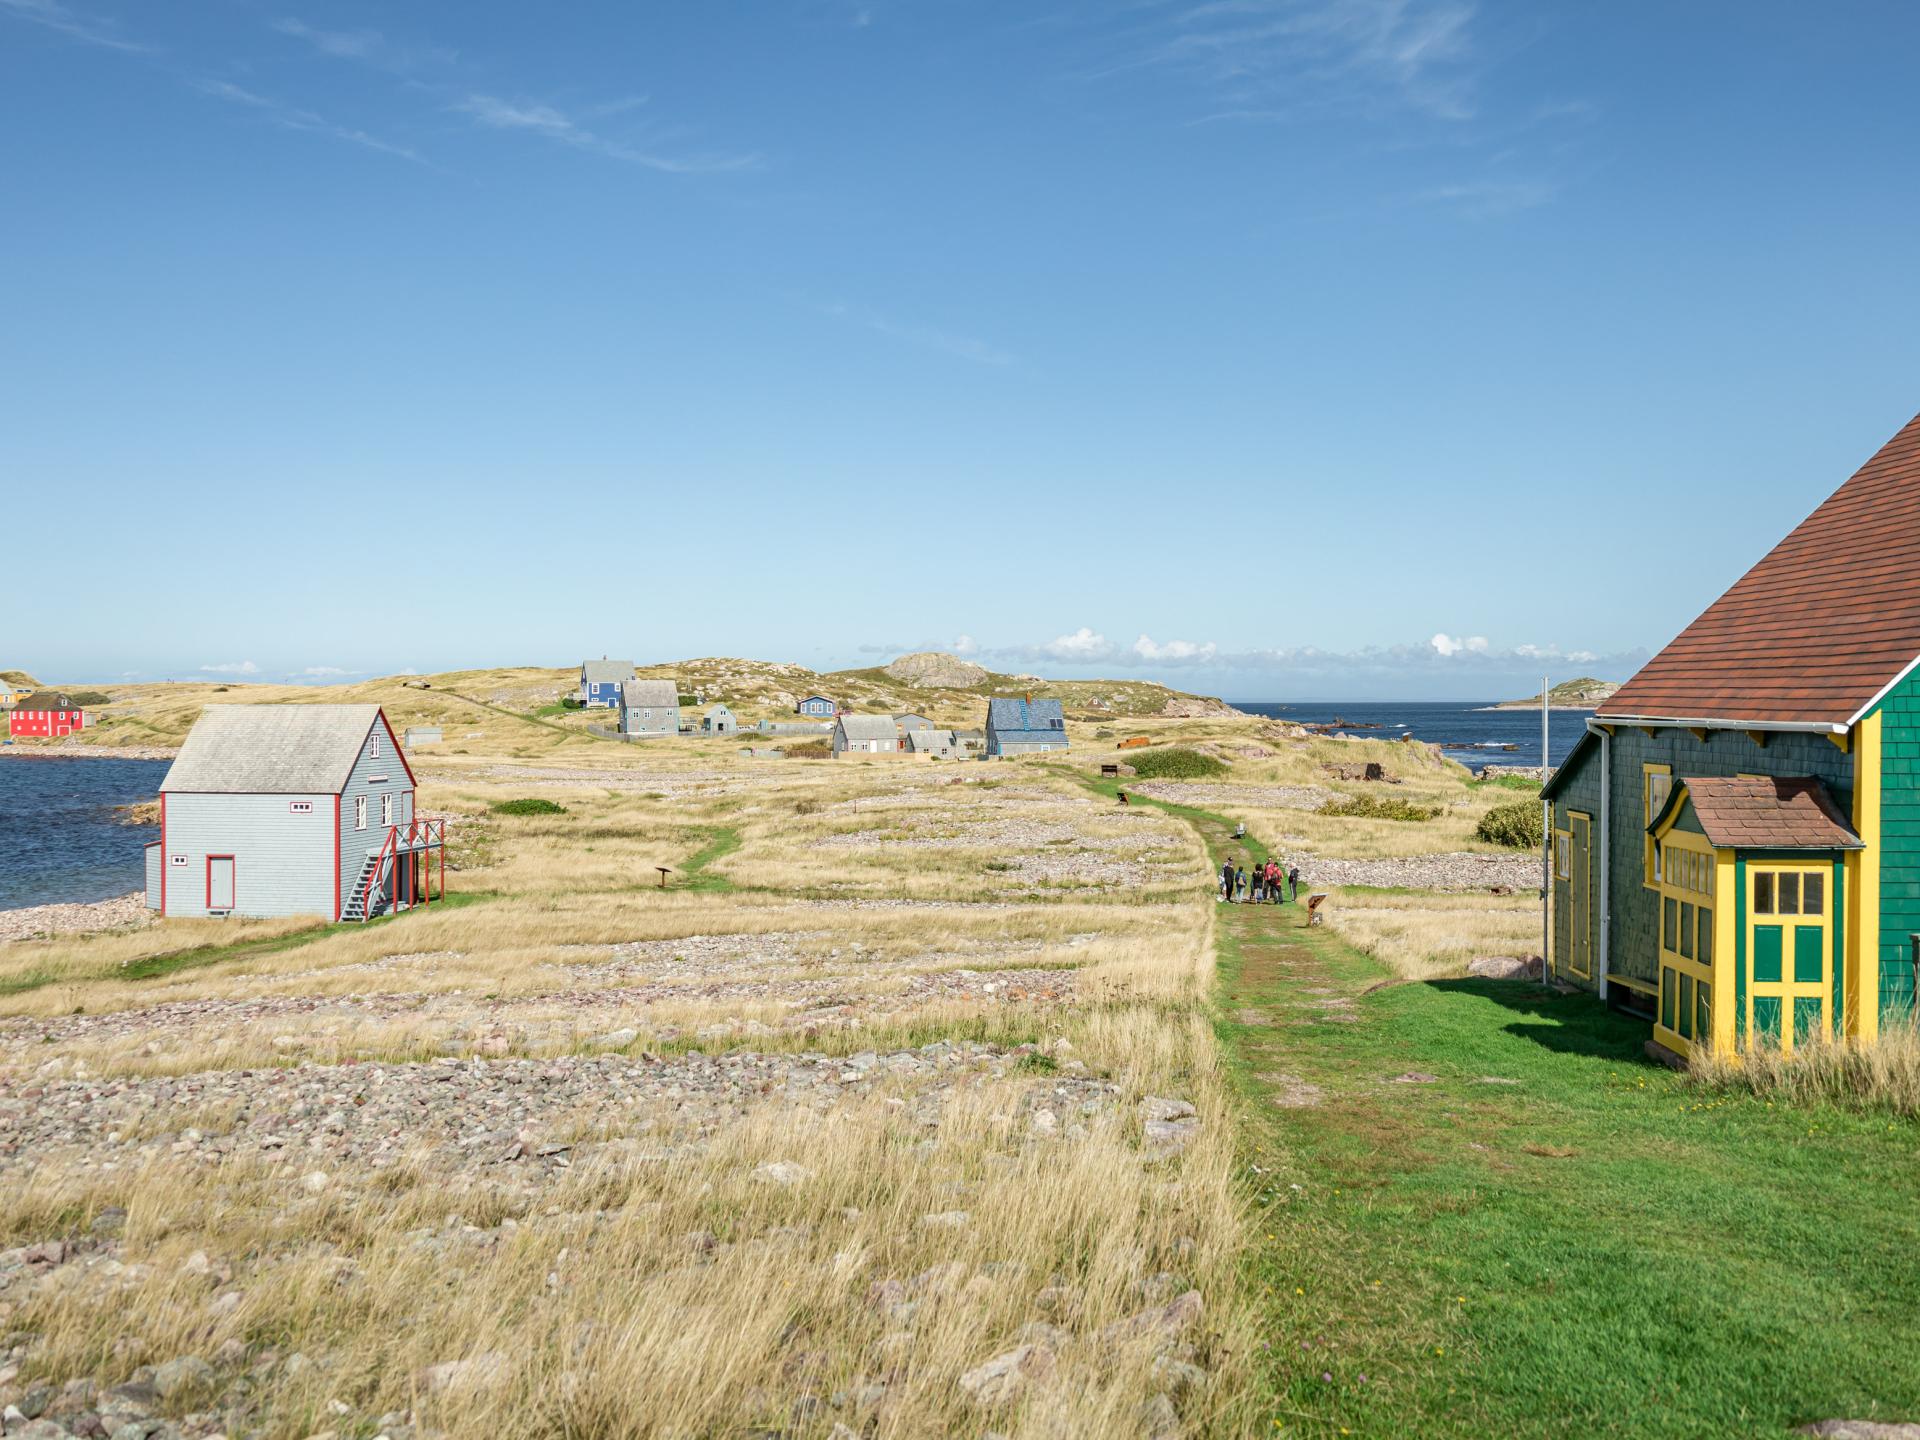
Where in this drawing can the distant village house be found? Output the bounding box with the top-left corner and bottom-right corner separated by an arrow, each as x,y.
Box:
907,728 -> 963,758
833,714 -> 902,756
984,697 -> 1069,756
579,659 -> 635,709
147,704 -> 443,921
9,692 -> 85,739
621,680 -> 681,737
796,695 -> 837,718
702,703 -> 739,736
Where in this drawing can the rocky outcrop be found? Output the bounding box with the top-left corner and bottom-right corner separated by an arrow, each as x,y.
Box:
883,652 -> 990,689
1157,695 -> 1240,719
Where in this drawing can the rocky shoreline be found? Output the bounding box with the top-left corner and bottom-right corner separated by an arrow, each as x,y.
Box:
0,892 -> 154,944
0,743 -> 179,760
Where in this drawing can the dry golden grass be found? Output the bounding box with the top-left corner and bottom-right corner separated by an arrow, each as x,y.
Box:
1318,890 -> 1544,982
1687,1021 -> 1920,1117
1,730 -> 1261,1437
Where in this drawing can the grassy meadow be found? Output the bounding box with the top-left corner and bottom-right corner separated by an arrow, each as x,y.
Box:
5,675 -> 1907,1437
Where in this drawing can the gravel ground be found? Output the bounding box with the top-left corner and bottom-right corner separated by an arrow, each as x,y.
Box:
1129,782 -> 1335,811
0,1043 -> 1114,1181
1283,850 -> 1541,892
0,892 -> 154,944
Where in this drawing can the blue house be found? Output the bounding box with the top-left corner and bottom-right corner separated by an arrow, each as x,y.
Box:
580,659 -> 634,709
985,697 -> 1069,756
796,695 -> 836,718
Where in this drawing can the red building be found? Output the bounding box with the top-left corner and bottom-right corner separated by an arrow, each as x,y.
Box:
9,692 -> 86,738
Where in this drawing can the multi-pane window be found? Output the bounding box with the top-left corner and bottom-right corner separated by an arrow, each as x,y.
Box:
370,732 -> 381,759
1644,765 -> 1673,884
1554,833 -> 1571,880
1754,870 -> 1823,917
381,793 -> 393,826
354,795 -> 368,831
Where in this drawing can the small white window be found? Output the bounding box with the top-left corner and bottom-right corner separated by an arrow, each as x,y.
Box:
289,800 -> 313,814
370,732 -> 381,759
381,793 -> 393,826
355,795 -> 368,831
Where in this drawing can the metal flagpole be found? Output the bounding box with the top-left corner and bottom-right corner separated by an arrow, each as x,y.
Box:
1541,675 -> 1551,988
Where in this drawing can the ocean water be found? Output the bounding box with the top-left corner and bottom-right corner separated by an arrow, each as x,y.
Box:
0,758 -> 171,909
1232,701 -> 1592,770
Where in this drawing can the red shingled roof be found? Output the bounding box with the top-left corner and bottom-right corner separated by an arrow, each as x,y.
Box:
1599,411 -> 1920,727
1661,776 -> 1863,852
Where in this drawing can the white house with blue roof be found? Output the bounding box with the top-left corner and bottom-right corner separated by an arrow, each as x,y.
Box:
984,697 -> 1069,756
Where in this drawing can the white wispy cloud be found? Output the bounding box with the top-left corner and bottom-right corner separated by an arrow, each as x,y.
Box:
0,0 -> 146,52
297,665 -> 353,677
1109,0 -> 1482,124
867,627 -> 1638,678
271,17 -> 380,61
1419,178 -> 1555,219
195,79 -> 425,163
814,300 -> 1014,367
455,93 -> 758,175
199,660 -> 261,675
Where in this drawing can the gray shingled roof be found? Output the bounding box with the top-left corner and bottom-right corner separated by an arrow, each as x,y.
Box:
161,705 -> 384,794
908,729 -> 957,751
622,679 -> 679,708
836,715 -> 899,744
583,660 -> 635,683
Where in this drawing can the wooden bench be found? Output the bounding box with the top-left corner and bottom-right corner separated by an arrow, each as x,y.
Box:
1100,763 -> 1120,777
1306,893 -> 1329,926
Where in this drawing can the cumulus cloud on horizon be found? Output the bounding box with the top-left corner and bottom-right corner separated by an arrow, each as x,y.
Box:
199,660 -> 261,675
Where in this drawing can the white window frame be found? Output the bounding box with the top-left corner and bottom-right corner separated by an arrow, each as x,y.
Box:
381,792 -> 393,826
370,731 -> 381,759
355,795 -> 368,831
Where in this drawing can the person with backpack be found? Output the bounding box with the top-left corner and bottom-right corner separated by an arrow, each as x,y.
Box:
1220,858 -> 1234,903
1288,865 -> 1301,902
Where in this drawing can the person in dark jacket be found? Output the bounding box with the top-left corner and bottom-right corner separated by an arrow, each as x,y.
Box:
1220,859 -> 1234,902
1288,865 -> 1301,902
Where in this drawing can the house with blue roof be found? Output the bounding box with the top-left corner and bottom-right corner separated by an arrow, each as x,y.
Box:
984,697 -> 1069,756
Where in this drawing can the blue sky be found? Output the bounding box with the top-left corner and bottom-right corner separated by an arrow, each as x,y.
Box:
6,0 -> 1919,699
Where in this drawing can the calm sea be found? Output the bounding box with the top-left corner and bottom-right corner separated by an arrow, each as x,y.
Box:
0,758 -> 171,910
1232,701 -> 1593,770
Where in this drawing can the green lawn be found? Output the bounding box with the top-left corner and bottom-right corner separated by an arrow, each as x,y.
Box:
1199,810 -> 1920,1437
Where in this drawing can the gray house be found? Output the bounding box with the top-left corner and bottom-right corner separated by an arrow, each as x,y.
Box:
146,704 -> 442,922
894,713 -> 935,735
702,703 -> 739,736
833,714 -> 902,755
620,679 -> 681,737
580,660 -> 635,708
985,697 -> 1070,756
907,728 -> 962,758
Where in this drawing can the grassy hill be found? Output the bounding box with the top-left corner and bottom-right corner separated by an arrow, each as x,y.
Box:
1495,676 -> 1620,709
0,671 -> 39,690
18,653 -> 1238,751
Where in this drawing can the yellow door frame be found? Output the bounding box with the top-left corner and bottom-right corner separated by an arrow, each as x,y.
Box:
1745,860 -> 1838,1055
1649,822 -> 1722,1059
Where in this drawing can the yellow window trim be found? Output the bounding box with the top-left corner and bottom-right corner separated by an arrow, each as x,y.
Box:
1643,763 -> 1673,888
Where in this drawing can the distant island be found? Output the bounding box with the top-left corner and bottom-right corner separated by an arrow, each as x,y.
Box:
1493,677 -> 1620,710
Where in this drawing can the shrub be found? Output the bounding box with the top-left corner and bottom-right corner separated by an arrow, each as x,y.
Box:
1471,773 -> 1544,793
561,696 -> 582,710
1125,747 -> 1228,780
1323,793 -> 1442,822
784,739 -> 832,759
491,797 -> 568,817
1475,799 -> 1544,849
67,691 -> 112,707
678,694 -> 700,707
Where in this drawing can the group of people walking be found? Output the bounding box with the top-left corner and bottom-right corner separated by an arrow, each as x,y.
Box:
1220,857 -> 1299,904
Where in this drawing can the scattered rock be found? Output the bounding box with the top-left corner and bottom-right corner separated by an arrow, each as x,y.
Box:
151,1356 -> 214,1399
1139,1097 -> 1200,1157
416,1352 -> 505,1395
754,1161 -> 812,1187
1388,1073 -> 1439,1085
1797,1426 -> 1920,1439
957,1344 -> 1056,1408
1103,1290 -> 1203,1345
1467,955 -> 1544,981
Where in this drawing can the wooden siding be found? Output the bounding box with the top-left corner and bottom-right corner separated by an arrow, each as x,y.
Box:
338,715 -> 415,917
163,792 -> 334,918
1548,733 -> 1603,988
1601,726 -> 1852,993
1871,668 -> 1920,1024
144,844 -> 161,910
